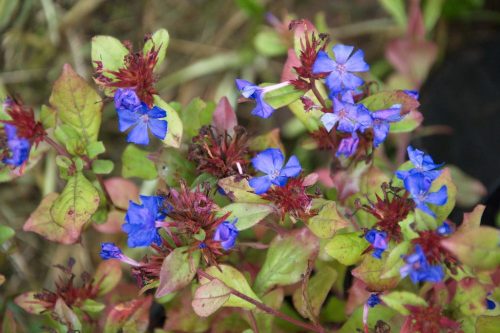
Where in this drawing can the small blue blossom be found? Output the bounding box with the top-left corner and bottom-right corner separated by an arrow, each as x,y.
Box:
213,220 -> 239,250
321,94 -> 372,133
365,229 -> 388,259
336,133 -> 360,158
2,124 -> 31,167
396,146 -> 443,181
114,88 -> 141,111
249,148 -> 302,194
367,294 -> 381,308
235,79 -> 291,119
370,104 -> 403,147
116,101 -> 168,145
400,245 -> 444,284
486,296 -> 496,310
404,173 -> 447,217
437,222 -> 453,236
312,44 -> 369,95
122,195 -> 164,248
100,242 -> 123,260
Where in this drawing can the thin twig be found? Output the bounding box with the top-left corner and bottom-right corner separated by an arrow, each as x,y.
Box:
248,310 -> 260,333
197,269 -> 324,333
310,78 -> 328,111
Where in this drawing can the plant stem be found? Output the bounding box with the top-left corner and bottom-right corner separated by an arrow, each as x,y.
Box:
310,78 -> 328,111
197,270 -> 324,333
248,311 -> 260,333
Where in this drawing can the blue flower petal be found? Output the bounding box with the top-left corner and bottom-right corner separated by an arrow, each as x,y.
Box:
341,72 -> 365,91
321,113 -> 340,132
127,121 -> 149,145
117,108 -> 140,132
252,148 -> 284,174
249,175 -> 272,194
312,51 -> 336,74
344,49 -> 369,72
280,155 -> 302,178
147,105 -> 167,119
332,44 -> 354,64
148,118 -> 168,140
252,92 -> 275,118
426,185 -> 448,206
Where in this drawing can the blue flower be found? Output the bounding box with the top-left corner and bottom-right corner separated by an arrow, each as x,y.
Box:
100,242 -> 123,260
404,173 -> 447,217
400,245 -> 444,284
370,104 -> 403,147
114,88 -> 141,111
2,124 -> 31,167
404,90 -> 419,100
249,148 -> 302,194
486,297 -> 496,310
213,220 -> 239,250
312,44 -> 369,95
367,294 -> 381,308
436,222 -> 452,236
116,102 -> 168,145
337,133 -> 360,158
235,79 -> 291,119
122,195 -> 164,248
396,146 -> 443,181
321,94 -> 372,133
365,229 -> 388,259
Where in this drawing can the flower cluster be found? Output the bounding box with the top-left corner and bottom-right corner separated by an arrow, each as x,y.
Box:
397,146 -> 447,217
400,244 -> 444,283
1,97 -> 46,168
312,45 -> 408,157
114,88 -> 168,145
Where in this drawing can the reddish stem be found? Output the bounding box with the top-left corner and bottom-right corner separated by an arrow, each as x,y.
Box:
197,269 -> 324,333
310,78 -> 328,111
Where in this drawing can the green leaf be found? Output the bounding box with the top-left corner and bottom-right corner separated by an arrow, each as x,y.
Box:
390,110 -> 423,133
441,226 -> 500,270
80,299 -> 106,314
253,288 -> 284,332
49,172 -> 100,241
0,224 -> 15,245
381,241 -> 411,278
40,104 -> 57,129
476,316 -> 500,333
338,305 -> 398,333
292,266 -> 337,320
91,35 -> 128,72
218,203 -> 273,231
254,29 -> 287,57
380,291 -> 428,315
352,254 -> 400,292
156,148 -> 196,186
50,64 -> 102,153
379,0 -> 407,27
104,297 -> 152,333
254,228 -> 319,295
264,83 -> 305,110
143,28 -> 170,69
94,260 -> 122,296
54,298 -> 82,331
324,232 -> 368,266
288,99 -> 322,132
307,201 -> 349,239
201,265 -> 261,310
14,292 -> 48,315
192,279 -> 231,317
218,176 -> 268,203
122,144 -> 158,180
360,90 -> 420,115
449,165 -> 487,207
154,95 -> 183,148
92,159 -> 114,174
452,278 -> 488,316
179,97 -> 215,138
423,0 -> 445,31
156,248 -> 200,298
86,141 -> 106,159
430,167 -> 457,221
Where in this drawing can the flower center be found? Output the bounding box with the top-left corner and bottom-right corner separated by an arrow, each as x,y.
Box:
336,63 -> 347,75
141,114 -> 149,123
269,169 -> 280,179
